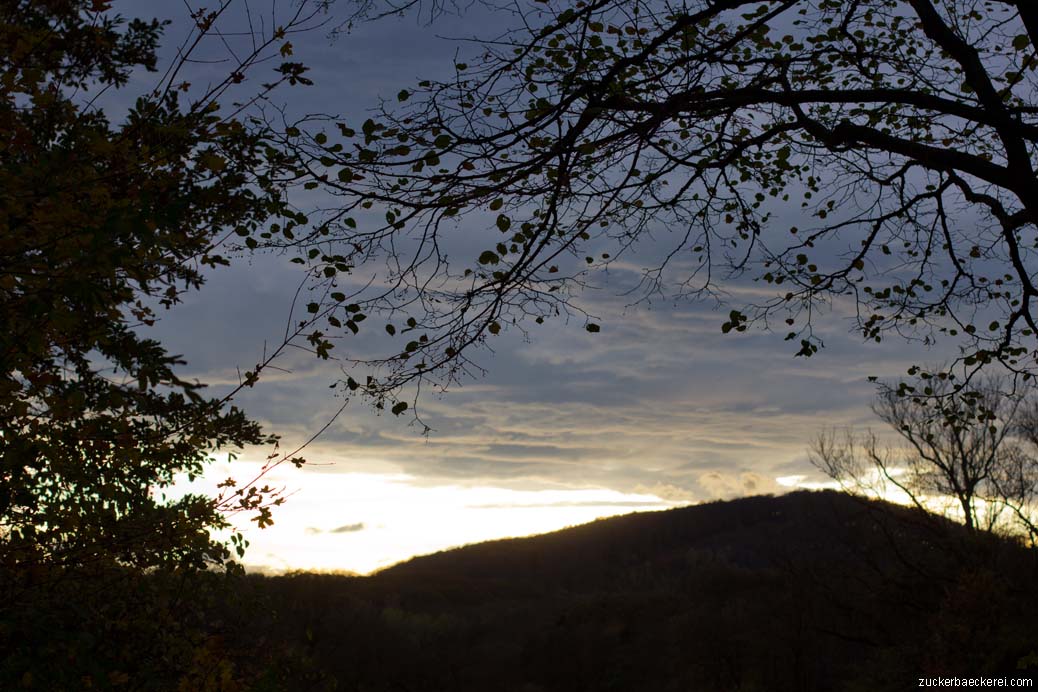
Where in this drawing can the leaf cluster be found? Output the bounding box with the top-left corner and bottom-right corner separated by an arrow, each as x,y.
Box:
0,0 -> 314,573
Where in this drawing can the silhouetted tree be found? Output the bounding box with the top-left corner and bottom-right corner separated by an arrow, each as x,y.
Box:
0,0 -> 324,575
0,0 -> 329,686
812,376 -> 1038,542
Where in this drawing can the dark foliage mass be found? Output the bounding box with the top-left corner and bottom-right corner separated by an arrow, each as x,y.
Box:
0,1 -> 321,687
99,491 -> 1034,692
0,0 -> 317,577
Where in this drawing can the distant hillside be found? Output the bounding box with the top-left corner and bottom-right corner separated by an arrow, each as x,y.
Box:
237,490 -> 1037,692
379,489 -> 953,583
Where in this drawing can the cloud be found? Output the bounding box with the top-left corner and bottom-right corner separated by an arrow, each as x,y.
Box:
696,471 -> 782,500
147,0 -> 951,531
330,522 -> 366,533
633,482 -> 698,503
305,522 -> 366,535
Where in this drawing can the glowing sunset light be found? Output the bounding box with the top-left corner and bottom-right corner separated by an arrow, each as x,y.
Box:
183,463 -> 685,575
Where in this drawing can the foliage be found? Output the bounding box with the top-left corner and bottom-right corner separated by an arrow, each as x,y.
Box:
274,0 -> 1038,406
3,568 -> 241,691
0,0 -> 318,574
0,0 -> 329,686
812,376 -> 1038,542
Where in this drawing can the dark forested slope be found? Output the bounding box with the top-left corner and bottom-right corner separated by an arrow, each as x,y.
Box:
240,491 -> 1038,691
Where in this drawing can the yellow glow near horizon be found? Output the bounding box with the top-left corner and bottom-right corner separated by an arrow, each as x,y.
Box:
179,462 -> 686,574
170,462 -> 1035,575
177,463 -> 1020,574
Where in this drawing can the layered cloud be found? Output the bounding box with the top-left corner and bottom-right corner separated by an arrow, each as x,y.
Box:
139,1 -> 963,572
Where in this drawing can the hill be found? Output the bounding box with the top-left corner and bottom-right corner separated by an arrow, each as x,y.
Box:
235,490 -> 1036,691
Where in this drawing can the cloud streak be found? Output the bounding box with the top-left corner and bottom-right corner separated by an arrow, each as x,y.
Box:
305,522 -> 366,535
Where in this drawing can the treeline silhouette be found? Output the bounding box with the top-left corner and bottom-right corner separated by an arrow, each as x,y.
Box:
212,491 -> 1037,691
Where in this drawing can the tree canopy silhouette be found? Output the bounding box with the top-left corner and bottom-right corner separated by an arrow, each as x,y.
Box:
0,0 -> 320,574
280,0 -> 1038,402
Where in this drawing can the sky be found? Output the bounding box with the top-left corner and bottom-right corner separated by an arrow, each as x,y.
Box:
136,0 -> 949,574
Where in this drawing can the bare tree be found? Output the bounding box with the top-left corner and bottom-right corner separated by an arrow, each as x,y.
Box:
812,376 -> 1038,544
